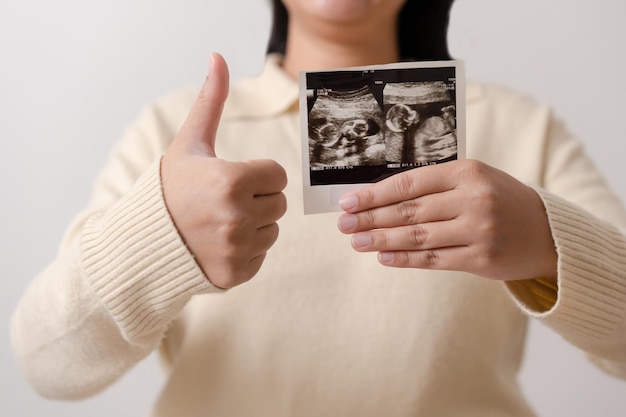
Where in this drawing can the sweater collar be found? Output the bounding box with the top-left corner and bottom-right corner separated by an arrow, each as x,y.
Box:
222,54 -> 299,120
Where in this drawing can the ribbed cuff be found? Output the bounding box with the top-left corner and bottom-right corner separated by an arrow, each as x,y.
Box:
507,188 -> 626,342
81,158 -> 218,342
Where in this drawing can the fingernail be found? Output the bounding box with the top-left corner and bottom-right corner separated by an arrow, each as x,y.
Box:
337,214 -> 357,232
352,233 -> 371,248
378,252 -> 395,264
339,194 -> 357,211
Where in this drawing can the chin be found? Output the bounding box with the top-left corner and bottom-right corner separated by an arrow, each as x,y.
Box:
302,0 -> 403,24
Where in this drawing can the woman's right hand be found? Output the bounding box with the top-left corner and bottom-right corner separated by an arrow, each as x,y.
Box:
161,52 -> 288,289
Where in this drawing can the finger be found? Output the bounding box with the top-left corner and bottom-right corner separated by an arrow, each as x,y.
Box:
350,220 -> 469,253
176,52 -> 230,156
252,222 -> 281,256
252,192 -> 288,227
337,189 -> 463,233
217,252 -> 268,289
377,246 -> 473,271
338,162 -> 458,214
238,159 -> 288,196
240,253 -> 267,285
208,223 -> 278,289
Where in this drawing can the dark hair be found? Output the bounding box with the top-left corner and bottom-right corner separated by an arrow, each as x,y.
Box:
266,0 -> 454,61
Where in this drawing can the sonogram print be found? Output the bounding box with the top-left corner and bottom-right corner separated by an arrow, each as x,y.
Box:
300,62 -> 464,213
383,82 -> 457,164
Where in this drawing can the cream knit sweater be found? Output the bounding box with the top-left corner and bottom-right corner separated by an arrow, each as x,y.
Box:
11,55 -> 626,416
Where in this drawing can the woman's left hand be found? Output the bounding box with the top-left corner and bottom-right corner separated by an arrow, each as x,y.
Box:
336,159 -> 557,281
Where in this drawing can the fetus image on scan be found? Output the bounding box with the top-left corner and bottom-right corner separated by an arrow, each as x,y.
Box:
308,86 -> 386,168
383,82 -> 457,164
311,118 -> 385,167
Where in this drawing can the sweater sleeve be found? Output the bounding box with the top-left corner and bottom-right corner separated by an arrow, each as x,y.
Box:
505,113 -> 626,380
10,95 -> 219,400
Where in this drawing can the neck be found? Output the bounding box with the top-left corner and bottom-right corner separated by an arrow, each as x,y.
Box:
281,16 -> 400,79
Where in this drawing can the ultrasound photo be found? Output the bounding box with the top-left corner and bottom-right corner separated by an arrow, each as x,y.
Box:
299,60 -> 465,214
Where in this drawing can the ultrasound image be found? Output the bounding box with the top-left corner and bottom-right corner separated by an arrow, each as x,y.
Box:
308,86 -> 386,168
304,65 -> 460,186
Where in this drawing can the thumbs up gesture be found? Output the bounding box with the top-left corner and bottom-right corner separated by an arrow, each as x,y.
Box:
161,53 -> 288,289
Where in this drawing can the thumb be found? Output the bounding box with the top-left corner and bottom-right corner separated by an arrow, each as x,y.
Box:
177,52 -> 230,157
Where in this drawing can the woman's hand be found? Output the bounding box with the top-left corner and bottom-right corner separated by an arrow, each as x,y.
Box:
161,53 -> 288,289
337,159 -> 557,281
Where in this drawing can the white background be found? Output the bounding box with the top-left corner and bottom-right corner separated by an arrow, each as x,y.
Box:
2,1 -> 625,416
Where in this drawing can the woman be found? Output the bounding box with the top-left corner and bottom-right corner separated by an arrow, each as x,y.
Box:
11,0 -> 626,416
